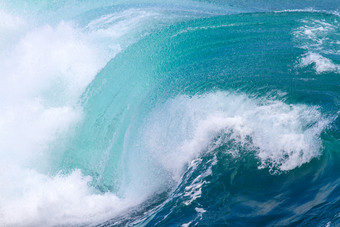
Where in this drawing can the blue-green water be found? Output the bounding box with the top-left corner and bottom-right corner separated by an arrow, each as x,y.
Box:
0,1 -> 339,226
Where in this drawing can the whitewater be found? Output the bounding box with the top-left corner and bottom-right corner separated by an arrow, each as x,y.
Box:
0,0 -> 339,226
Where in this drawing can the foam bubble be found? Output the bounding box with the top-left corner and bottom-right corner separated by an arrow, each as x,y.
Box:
0,7 -> 180,226
0,102 -> 81,169
0,169 -> 139,226
294,18 -> 340,74
299,52 -> 340,74
0,12 -> 127,226
144,92 -> 330,177
0,10 -> 25,30
0,10 -> 27,50
1,21 -> 106,105
0,20 -> 107,170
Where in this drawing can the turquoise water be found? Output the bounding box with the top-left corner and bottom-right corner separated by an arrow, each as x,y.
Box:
0,1 -> 339,226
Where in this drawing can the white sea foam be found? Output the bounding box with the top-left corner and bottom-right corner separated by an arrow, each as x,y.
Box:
0,21 -> 105,170
2,22 -> 105,104
276,9 -> 340,18
294,18 -> 340,74
0,168 -> 139,226
181,221 -> 193,227
0,10 -> 25,30
299,52 -> 340,73
182,161 -> 213,206
0,19 -> 115,226
0,10 -> 28,51
0,5 -> 204,225
144,92 -> 329,177
0,8 -> 165,226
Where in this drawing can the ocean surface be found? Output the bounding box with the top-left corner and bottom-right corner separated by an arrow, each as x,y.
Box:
0,0 -> 339,226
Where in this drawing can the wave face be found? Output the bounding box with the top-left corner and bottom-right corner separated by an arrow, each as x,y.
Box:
0,1 -> 339,226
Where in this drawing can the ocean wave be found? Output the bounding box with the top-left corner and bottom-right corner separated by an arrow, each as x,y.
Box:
0,1 -> 339,226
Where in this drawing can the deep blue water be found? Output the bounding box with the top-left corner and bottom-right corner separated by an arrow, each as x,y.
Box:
0,0 -> 339,226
